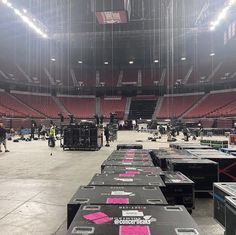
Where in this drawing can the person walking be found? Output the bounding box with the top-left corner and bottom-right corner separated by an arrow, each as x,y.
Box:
104,125 -> 110,147
0,123 -> 9,152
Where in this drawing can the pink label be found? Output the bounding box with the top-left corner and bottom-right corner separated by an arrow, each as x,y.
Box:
106,197 -> 129,204
119,173 -> 135,177
94,217 -> 113,224
120,226 -> 150,235
83,212 -> 107,221
125,171 -> 140,175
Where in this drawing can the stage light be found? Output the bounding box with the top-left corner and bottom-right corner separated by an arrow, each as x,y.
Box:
129,61 -> 134,64
51,58 -> 56,62
78,60 -> 83,64
210,53 -> 215,57
181,57 -> 186,61
154,59 -> 159,63
104,61 -> 109,65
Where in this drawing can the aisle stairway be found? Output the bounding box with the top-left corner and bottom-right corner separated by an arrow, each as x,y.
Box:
128,99 -> 157,119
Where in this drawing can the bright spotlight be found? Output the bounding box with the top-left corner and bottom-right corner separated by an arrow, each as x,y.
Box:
129,61 -> 134,64
2,0 -> 48,38
181,57 -> 186,61
209,1 -> 236,31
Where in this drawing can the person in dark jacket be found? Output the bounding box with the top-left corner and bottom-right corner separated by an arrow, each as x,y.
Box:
104,125 -> 110,147
183,127 -> 190,141
0,123 -> 9,152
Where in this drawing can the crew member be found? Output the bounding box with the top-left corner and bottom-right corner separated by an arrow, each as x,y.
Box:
0,123 -> 9,152
104,125 -> 110,147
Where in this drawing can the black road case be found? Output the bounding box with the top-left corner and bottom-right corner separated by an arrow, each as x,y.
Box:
89,173 -> 165,187
67,205 -> 203,235
101,160 -> 154,171
102,166 -> 164,179
213,182 -> 236,227
162,171 -> 195,212
225,196 -> 236,235
107,155 -> 152,162
151,148 -> 195,170
191,153 -> 236,182
169,143 -> 213,150
67,185 -> 167,228
168,159 -> 219,192
117,144 -> 143,150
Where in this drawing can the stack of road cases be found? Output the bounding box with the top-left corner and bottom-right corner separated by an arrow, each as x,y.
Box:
151,148 -> 195,170
225,196 -> 236,235
63,122 -> 102,151
162,171 -> 195,213
169,143 -> 213,150
185,149 -> 236,182
67,144 -> 202,235
168,159 -> 219,192
67,205 -> 203,235
213,182 -> 236,227
101,149 -> 156,171
67,185 -> 168,228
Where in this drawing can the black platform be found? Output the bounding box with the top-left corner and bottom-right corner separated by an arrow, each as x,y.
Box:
101,160 -> 154,171
117,144 -> 143,150
67,205 -> 203,235
102,166 -> 164,179
89,173 -> 165,187
67,185 -> 167,228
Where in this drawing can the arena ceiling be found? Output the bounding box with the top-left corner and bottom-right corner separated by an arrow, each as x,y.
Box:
0,0 -> 234,68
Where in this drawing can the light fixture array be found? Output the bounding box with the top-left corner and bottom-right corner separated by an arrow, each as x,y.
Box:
2,0 -> 48,38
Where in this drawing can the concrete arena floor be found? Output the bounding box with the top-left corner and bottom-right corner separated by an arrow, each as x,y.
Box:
0,131 -> 225,235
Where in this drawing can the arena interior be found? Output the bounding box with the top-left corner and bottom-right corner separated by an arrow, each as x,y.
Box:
0,0 -> 236,235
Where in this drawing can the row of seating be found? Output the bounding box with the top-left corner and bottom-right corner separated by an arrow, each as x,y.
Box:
0,90 -> 236,119
0,92 -> 127,119
1,59 -> 236,87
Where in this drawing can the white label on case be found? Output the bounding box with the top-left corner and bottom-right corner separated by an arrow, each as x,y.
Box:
111,191 -> 133,196
114,178 -> 134,182
122,210 -> 144,217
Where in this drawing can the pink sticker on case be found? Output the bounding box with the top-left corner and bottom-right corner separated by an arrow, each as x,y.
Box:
94,217 -> 113,224
106,197 -> 129,204
119,173 -> 135,177
83,212 -> 107,221
120,225 -> 150,235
